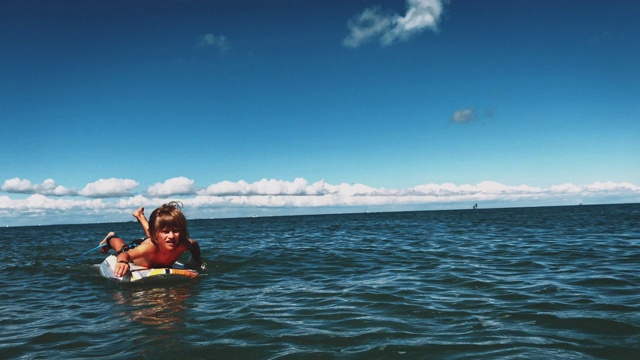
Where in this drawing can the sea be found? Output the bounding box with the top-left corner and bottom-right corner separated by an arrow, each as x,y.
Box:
1,203 -> 639,359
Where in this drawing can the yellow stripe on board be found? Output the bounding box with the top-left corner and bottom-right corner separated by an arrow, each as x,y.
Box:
129,267 -> 198,281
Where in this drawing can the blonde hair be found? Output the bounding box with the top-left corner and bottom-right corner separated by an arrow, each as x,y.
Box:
148,201 -> 190,247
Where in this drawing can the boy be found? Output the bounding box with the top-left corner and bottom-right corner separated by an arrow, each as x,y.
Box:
99,202 -> 202,277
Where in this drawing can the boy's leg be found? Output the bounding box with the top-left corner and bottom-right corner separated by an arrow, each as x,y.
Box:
99,231 -> 127,254
132,207 -> 151,239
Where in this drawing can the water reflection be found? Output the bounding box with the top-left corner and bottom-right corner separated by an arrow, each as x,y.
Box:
113,284 -> 194,330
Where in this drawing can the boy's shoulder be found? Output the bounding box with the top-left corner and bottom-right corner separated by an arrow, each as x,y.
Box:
133,240 -> 156,254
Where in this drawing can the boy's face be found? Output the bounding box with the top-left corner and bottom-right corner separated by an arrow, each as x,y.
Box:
156,227 -> 180,251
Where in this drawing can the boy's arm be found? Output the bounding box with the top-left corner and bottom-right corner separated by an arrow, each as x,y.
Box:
113,242 -> 153,277
188,238 -> 203,269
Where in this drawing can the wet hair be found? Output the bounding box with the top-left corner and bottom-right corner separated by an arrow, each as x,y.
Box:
148,201 -> 190,247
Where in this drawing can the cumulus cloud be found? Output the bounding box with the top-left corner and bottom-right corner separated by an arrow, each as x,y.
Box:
1,178 -> 31,193
2,177 -> 74,196
344,0 -> 445,47
198,33 -> 230,53
199,178 -> 323,196
78,178 -> 139,198
147,177 -> 196,197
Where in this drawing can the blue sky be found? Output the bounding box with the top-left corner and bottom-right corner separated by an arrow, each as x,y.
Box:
1,0 -> 639,226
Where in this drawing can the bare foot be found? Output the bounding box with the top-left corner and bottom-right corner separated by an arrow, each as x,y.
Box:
132,207 -> 145,221
99,231 -> 116,254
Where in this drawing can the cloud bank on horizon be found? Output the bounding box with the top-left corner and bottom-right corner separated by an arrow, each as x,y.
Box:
2,176 -> 638,226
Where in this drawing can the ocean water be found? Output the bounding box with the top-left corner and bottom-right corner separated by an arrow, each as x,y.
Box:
1,203 -> 639,359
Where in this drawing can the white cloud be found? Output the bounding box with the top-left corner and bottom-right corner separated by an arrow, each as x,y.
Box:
344,0 -> 445,48
324,182 -> 379,196
249,178 -> 309,195
410,181 -> 545,199
199,180 -> 249,196
147,177 -> 196,197
2,178 -> 33,193
198,33 -> 230,53
39,179 -> 74,196
586,181 -> 638,192
0,194 -> 106,217
199,178 -> 321,196
343,6 -> 394,48
450,108 -> 476,124
2,177 -> 73,196
198,178 -> 389,197
114,195 -> 154,209
78,178 -> 139,198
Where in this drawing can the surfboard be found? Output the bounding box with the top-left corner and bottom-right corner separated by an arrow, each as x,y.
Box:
98,255 -> 198,282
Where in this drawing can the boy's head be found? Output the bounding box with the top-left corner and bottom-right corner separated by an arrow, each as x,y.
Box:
148,201 -> 190,246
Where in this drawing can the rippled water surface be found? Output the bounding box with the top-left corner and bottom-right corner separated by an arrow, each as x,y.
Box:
1,204 -> 639,359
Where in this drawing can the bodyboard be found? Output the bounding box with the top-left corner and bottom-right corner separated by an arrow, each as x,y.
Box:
98,255 -> 198,282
